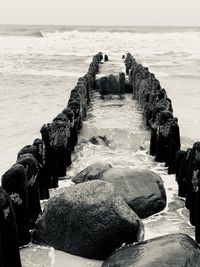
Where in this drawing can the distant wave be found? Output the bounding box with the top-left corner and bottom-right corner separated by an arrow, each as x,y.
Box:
42,25 -> 200,34
26,31 -> 44,37
1,26 -> 200,39
0,31 -> 44,37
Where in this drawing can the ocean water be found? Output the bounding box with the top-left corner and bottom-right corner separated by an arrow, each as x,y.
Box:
0,25 -> 200,266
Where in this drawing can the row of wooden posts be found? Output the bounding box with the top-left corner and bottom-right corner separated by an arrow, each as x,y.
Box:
125,53 -> 200,244
0,52 -> 103,267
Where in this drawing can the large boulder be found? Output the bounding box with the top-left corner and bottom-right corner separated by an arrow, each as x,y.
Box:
33,180 -> 144,260
72,162 -> 112,184
72,165 -> 166,218
102,233 -> 200,267
102,168 -> 166,218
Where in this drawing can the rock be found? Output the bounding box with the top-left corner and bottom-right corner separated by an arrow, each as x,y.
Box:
102,168 -> 166,218
72,162 -> 112,184
89,136 -> 110,146
102,233 -> 200,267
72,165 -> 166,218
33,180 -> 144,260
72,166 -> 166,218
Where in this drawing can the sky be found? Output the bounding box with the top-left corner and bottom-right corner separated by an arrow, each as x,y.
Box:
0,0 -> 200,26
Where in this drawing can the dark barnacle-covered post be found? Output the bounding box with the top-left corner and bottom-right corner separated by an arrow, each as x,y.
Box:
124,53 -> 133,75
49,113 -> 70,187
1,164 -> 31,247
168,117 -> 181,174
62,107 -> 74,165
118,72 -> 125,95
32,138 -> 50,200
16,153 -> 42,228
175,149 -> 187,198
0,187 -> 22,267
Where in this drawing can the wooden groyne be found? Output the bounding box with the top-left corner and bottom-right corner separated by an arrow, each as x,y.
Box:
0,52 -> 103,266
125,53 -> 200,244
125,52 -> 179,173
1,52 -> 200,266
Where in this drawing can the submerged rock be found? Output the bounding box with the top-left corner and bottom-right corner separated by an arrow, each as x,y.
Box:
89,136 -> 110,146
72,165 -> 166,218
102,233 -> 200,267
72,162 -> 112,184
33,180 -> 144,260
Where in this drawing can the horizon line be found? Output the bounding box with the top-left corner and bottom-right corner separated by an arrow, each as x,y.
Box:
0,23 -> 200,27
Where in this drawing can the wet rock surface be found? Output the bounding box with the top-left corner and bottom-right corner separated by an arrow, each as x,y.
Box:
102,168 -> 166,218
72,162 -> 112,184
102,233 -> 200,267
33,180 -> 144,260
72,165 -> 166,218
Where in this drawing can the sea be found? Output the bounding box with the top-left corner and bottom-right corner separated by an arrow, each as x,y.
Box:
0,25 -> 200,266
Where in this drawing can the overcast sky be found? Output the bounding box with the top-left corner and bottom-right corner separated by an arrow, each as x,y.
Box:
0,0 -> 200,26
